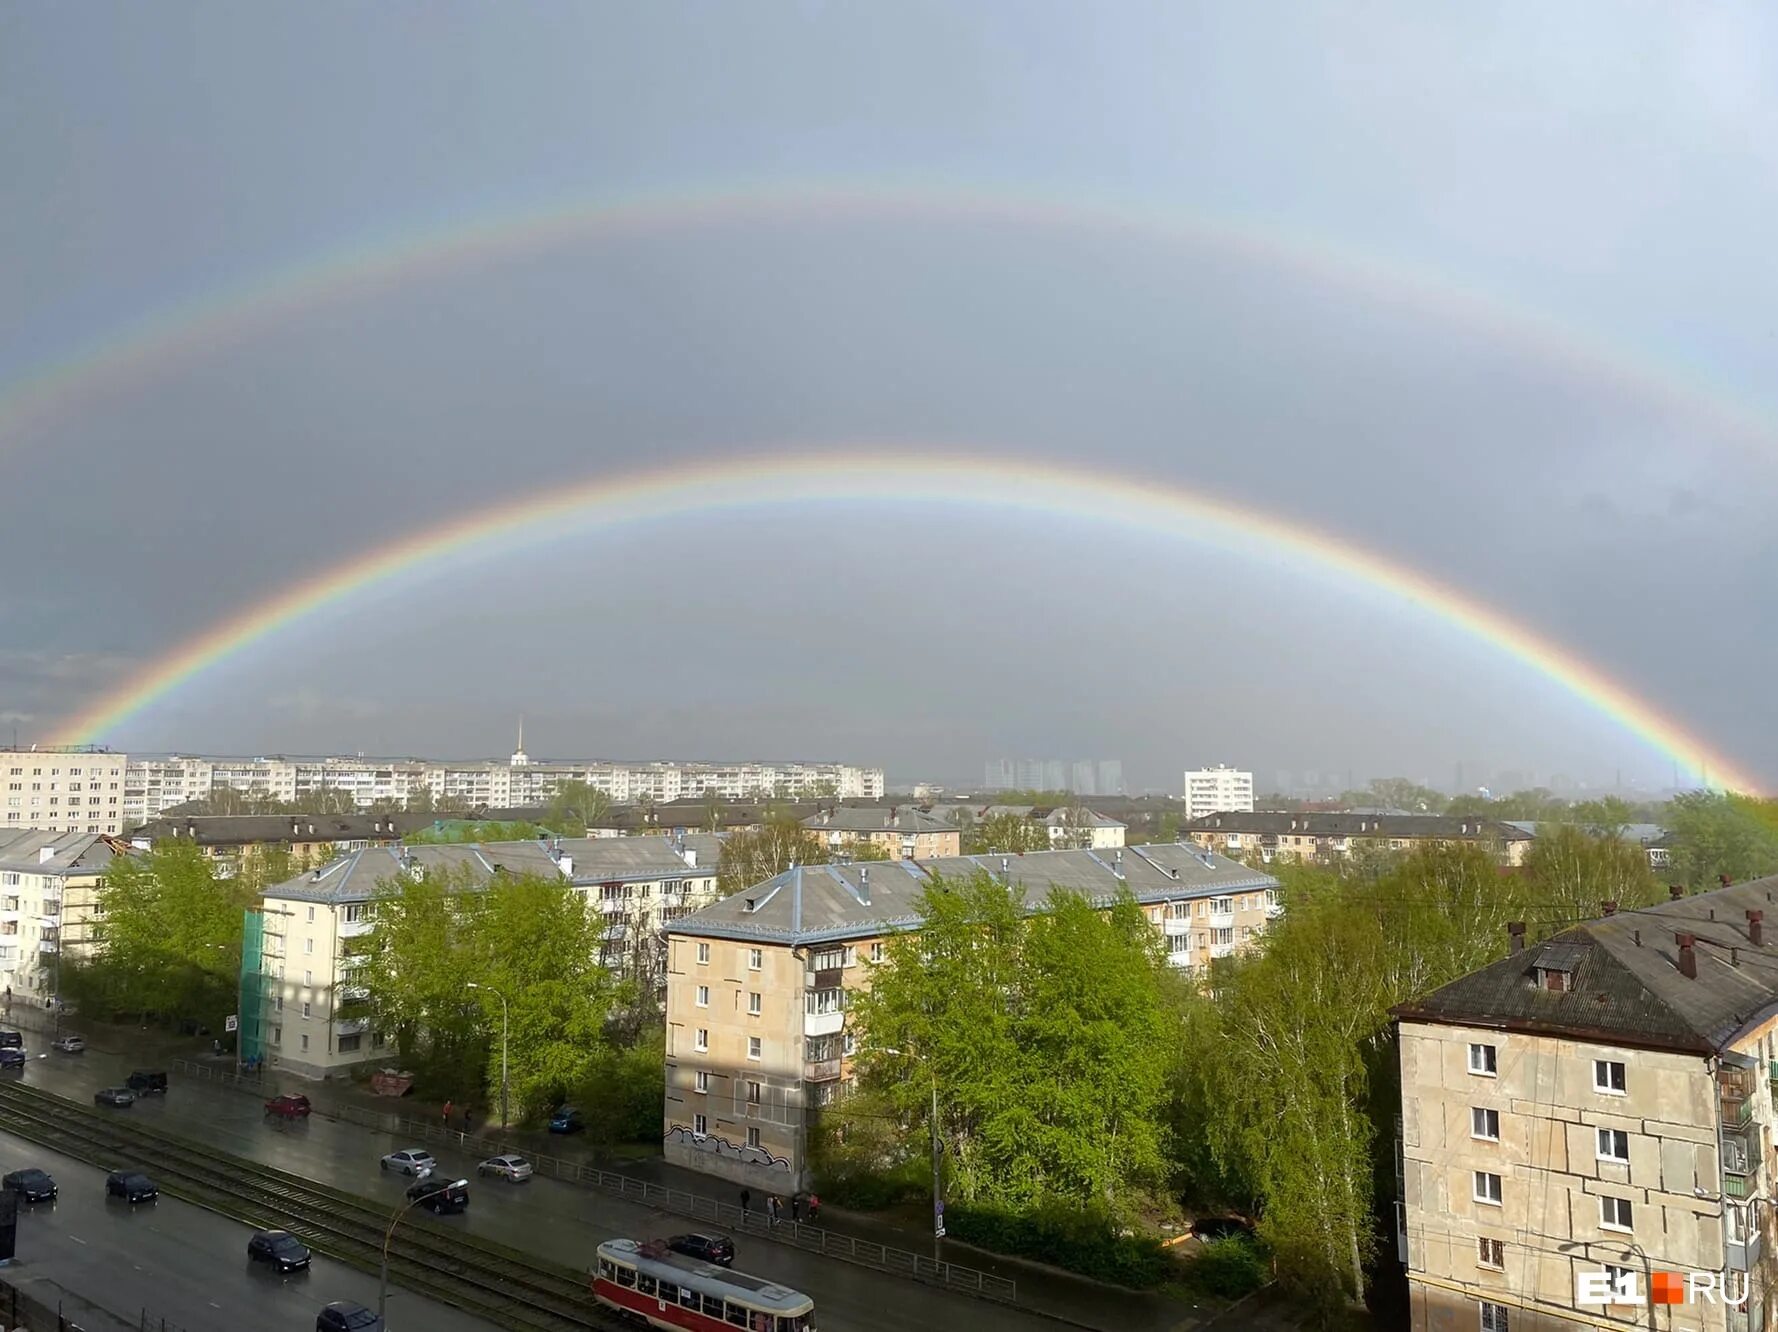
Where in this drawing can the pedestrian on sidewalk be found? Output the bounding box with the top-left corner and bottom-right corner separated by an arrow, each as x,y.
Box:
790,1194 -> 802,1223
463,1108 -> 473,1134
767,1194 -> 780,1225
443,1098 -> 454,1127
807,1193 -> 821,1223
739,1187 -> 751,1218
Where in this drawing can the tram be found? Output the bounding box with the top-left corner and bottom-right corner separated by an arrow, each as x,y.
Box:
592,1238 -> 817,1331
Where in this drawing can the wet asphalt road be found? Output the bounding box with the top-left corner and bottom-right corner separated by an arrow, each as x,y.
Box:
3,1042 -> 1067,1332
0,1125 -> 497,1332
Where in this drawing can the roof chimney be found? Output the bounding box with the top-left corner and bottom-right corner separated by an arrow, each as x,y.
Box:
744,898 -> 755,913
1507,921 -> 1526,954
1721,874 -> 1734,889
1601,901 -> 1618,916
1677,933 -> 1697,979
859,867 -> 871,905
1750,910 -> 1764,947
1669,885 -> 1685,901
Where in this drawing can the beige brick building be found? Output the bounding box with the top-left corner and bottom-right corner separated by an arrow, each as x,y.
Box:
1188,811 -> 1535,867
0,830 -> 120,1009
662,843 -> 1280,1191
2,747 -> 128,836
1393,880 -> 1778,1332
801,807 -> 961,860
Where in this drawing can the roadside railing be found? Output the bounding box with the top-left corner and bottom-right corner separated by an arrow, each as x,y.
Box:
168,1057 -> 262,1090
0,1268 -> 189,1332
332,1103 -> 1017,1303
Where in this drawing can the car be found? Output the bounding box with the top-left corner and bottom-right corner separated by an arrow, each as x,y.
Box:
476,1154 -> 534,1182
2,1168 -> 57,1202
316,1301 -> 383,1332
248,1229 -> 312,1272
665,1232 -> 735,1266
265,1094 -> 313,1119
105,1171 -> 157,1203
0,1048 -> 25,1069
126,1070 -> 168,1094
94,1087 -> 135,1107
379,1148 -> 435,1176
547,1105 -> 585,1134
405,1176 -> 468,1214
1189,1215 -> 1257,1243
51,1035 -> 85,1053
0,1030 -> 21,1049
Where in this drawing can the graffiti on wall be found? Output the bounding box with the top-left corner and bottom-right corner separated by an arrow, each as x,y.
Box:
664,1123 -> 793,1177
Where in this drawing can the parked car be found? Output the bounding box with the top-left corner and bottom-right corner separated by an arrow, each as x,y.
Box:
248,1229 -> 313,1272
405,1176 -> 469,1214
666,1232 -> 735,1266
94,1087 -> 135,1107
126,1070 -> 168,1095
0,1030 -> 21,1049
2,1168 -> 57,1202
104,1171 -> 157,1203
265,1094 -> 313,1119
0,1048 -> 25,1069
379,1148 -> 435,1176
547,1105 -> 585,1134
51,1035 -> 85,1053
476,1154 -> 533,1182
316,1301 -> 383,1332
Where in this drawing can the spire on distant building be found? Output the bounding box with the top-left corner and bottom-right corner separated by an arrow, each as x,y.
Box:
511,715 -> 530,767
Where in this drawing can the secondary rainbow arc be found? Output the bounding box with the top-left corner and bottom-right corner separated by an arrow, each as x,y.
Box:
47,449 -> 1759,793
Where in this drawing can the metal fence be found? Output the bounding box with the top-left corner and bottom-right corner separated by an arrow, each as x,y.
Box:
0,1271 -> 189,1332
164,1059 -> 1017,1304
334,1104 -> 1017,1303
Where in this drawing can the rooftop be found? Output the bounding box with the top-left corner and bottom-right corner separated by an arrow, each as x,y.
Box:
1187,811 -> 1533,841
667,842 -> 1277,946
128,812 -> 435,846
802,807 -> 956,835
1393,875 -> 1778,1055
0,830 -> 124,875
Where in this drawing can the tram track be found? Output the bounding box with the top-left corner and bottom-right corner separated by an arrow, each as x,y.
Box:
0,1079 -> 627,1332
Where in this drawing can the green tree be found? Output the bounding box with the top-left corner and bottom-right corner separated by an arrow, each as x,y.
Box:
1662,792 -> 1778,890
716,818 -> 829,897
963,812 -> 1047,856
1520,824 -> 1660,919
1341,779 -> 1446,813
849,839 -> 892,862
544,780 -> 611,835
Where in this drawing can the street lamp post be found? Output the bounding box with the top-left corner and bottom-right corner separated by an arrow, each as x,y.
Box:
466,982 -> 509,1129
380,1173 -> 459,1324
883,1047 -> 943,1256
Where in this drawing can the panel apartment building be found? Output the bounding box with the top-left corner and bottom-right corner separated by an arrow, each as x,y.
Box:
1393,879 -> 1778,1332
252,834 -> 723,1079
1183,765 -> 1254,820
0,830 -> 119,1008
1186,811 -> 1536,867
3,747 -> 129,836
660,843 -> 1280,1192
122,753 -> 884,823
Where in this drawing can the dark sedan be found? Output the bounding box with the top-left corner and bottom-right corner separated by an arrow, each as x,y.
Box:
2,1168 -> 57,1202
405,1176 -> 469,1214
105,1171 -> 157,1203
94,1087 -> 135,1107
248,1229 -> 312,1272
316,1301 -> 383,1332
666,1232 -> 735,1266
0,1048 -> 25,1069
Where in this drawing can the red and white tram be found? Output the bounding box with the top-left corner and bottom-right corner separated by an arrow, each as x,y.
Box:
592,1238 -> 817,1332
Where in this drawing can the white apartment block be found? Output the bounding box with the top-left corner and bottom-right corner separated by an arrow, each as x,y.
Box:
3,748 -> 129,836
1183,765 -> 1254,820
0,831 -> 119,1006
1394,883 -> 1778,1332
254,835 -> 721,1079
121,752 -> 884,823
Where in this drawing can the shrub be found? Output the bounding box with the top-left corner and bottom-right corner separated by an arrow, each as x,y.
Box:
813,1159 -> 929,1210
945,1203 -> 1171,1288
1180,1236 -> 1267,1299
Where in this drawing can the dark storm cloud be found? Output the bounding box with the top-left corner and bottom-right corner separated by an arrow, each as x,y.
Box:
3,2 -> 1776,789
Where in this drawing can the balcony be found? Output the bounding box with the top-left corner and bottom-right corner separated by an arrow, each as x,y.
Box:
1166,953 -> 1197,972
1207,912 -> 1236,930
804,1058 -> 842,1083
1162,918 -> 1191,937
335,1017 -> 369,1036
1728,1230 -> 1764,1272
1265,901 -> 1285,920
1724,1126 -> 1761,1196
804,1010 -> 845,1037
1721,1066 -> 1755,1128
338,918 -> 373,939
805,968 -> 843,991
1209,941 -> 1237,960
37,940 -> 58,955
339,985 -> 370,1003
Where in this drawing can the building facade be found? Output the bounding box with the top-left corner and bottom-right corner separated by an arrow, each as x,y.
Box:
127,812 -> 433,876
1183,766 -> 1254,820
3,748 -> 129,835
979,804 -> 1127,849
661,843 -> 1280,1191
0,831 -> 120,1006
1186,811 -> 1535,866
800,808 -> 961,861
254,836 -> 720,1079
1394,882 -> 1778,1332
121,752 -> 883,823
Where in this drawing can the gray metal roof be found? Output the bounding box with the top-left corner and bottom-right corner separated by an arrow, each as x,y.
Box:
1394,875 -> 1778,1054
802,808 -> 955,835
1188,811 -> 1533,841
666,842 -> 1278,946
0,831 -> 121,876
128,812 -> 433,846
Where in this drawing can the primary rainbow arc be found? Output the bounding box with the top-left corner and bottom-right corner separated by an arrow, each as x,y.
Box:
48,449 -> 1758,793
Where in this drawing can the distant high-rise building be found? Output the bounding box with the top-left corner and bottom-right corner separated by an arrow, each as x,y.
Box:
1183,765 -> 1254,820
982,758 -> 1017,791
2,746 -> 129,835
1069,761 -> 1098,796
985,757 -> 1126,795
1096,760 -> 1125,796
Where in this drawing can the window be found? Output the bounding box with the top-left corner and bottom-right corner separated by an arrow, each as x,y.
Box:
748,948 -> 762,970
1479,1301 -> 1509,1332
695,1028 -> 708,1052
682,1286 -> 701,1311
638,1274 -> 657,1297
301,1001 -> 312,1018
697,942 -> 710,965
1477,1237 -> 1504,1269
696,985 -> 710,1007
1467,1043 -> 1498,1076
303,937 -> 313,955
748,992 -> 762,1015
303,970 -> 312,986
300,1034 -> 309,1052
805,988 -> 845,1016
746,1126 -> 760,1149
306,906 -> 315,922
810,947 -> 846,971
1473,1171 -> 1502,1205
616,1264 -> 636,1288
1600,1196 -> 1632,1231
1597,1128 -> 1629,1162
725,1301 -> 748,1327
870,941 -> 885,963
747,1080 -> 761,1104
695,1071 -> 709,1093
1594,1060 -> 1626,1094
1471,1107 -> 1499,1141
693,1113 -> 707,1135
338,1033 -> 362,1053
748,1036 -> 762,1061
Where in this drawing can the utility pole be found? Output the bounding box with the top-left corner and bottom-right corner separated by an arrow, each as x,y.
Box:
466,982 -> 509,1128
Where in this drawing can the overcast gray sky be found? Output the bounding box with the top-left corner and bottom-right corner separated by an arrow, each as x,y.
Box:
3,2 -> 1776,793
